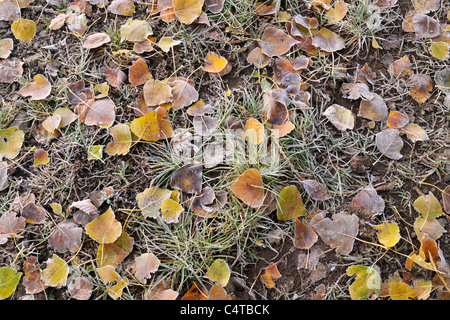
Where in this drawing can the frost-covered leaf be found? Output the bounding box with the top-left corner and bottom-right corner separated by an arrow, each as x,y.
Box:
347,265 -> 381,300
134,252 -> 160,284
276,185 -> 306,221
41,254 -> 69,288
48,220 -> 82,253
0,267 -> 22,299
375,129 -> 403,160
323,104 -> 354,131
229,169 -> 264,208
206,259 -> 230,287
85,207 -> 122,244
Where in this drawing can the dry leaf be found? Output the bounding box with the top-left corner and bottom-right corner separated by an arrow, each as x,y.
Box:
375,128 -> 403,160
302,179 -> 331,201
411,0 -> 440,14
311,211 -> 359,255
205,0 -> 224,13
157,37 -> 182,52
387,110 -> 409,129
41,254 -> 69,288
18,74 -> 52,100
167,79 -> 199,110
85,207 -> 122,244
229,169 -> 264,208
0,59 -> 23,84
48,220 -> 83,253
0,39 -> 13,59
68,277 -> 93,300
193,115 -> 219,136
260,262 -> 282,288
325,0 -> 347,23
412,14 -> 440,38
105,123 -> 132,156
23,256 -> 47,294
388,55 -> 413,78
407,74 -> 433,103
312,28 -> 345,52
323,104 -> 354,131
293,218 -> 318,249
129,58 -> 153,86
134,252 -> 160,284
107,0 -> 135,15
341,82 -> 374,101
21,202 -> 47,224
173,0 -> 204,24
0,127 -> 25,159
136,187 -> 171,218
0,211 -> 25,245
105,68 -> 127,87
143,79 -> 172,106
12,18 -> 36,44
261,26 -> 298,57
358,93 -> 388,121
244,118 -> 265,145
83,32 -> 111,49
203,52 -> 228,73
276,185 -> 307,221
170,162 -> 203,194
130,110 -> 160,141
247,47 -> 270,68
120,19 -> 153,42
352,184 -> 385,216
84,98 -> 116,128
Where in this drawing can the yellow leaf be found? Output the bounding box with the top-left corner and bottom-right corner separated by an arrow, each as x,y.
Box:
85,207 -> 122,244
160,198 -> 184,224
130,111 -> 160,142
0,127 -> 25,159
276,185 -> 306,221
0,267 -> 22,299
157,37 -> 181,53
41,255 -> 69,288
173,0 -> 204,24
429,42 -> 449,61
373,222 -> 401,247
206,259 -> 231,287
11,18 -> 36,44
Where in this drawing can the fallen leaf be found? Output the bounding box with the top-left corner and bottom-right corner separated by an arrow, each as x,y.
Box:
33,148 -> 50,165
293,218 -> 318,249
292,14 -> 319,36
18,74 -> 52,100
21,202 -> 47,224
387,110 -> 409,129
229,169 -> 264,208
388,282 -> 419,300
312,28 -> 345,52
375,128 -> 403,160
311,211 -> 359,255
203,52 -> 228,73
262,89 -> 289,125
411,0 -> 440,14
412,14 -> 440,38
136,187 -> 171,218
97,265 -> 121,283
88,145 -> 103,160
352,184 -> 385,216
120,19 -> 153,42
161,198 -> 184,223
325,0 -> 347,23
206,259 -> 230,287
205,0 -> 224,13
181,281 -> 209,300
272,120 -> 295,137
358,93 -> 388,121
402,123 -> 429,143
23,256 -> 47,294
11,18 -> 36,44
167,79 -> 199,110
85,207 -> 122,244
105,68 -> 127,87
429,42 -> 449,61
143,79 -> 172,106
443,186 -> 450,214
0,59 -> 23,83
414,216 -> 446,241
208,284 -> 232,300
66,13 -> 88,36
244,118 -> 265,145
276,185 -> 307,221
414,192 -> 442,218
347,265 -> 381,300
70,199 -> 99,226
97,242 -> 128,268
247,47 -> 270,68
193,115 -> 219,136
0,211 -> 25,245
130,110 -> 160,141
0,39 -> 13,59
48,220 -> 82,253
170,163 -> 203,194
134,252 -> 160,284
407,74 -> 433,103
323,104 -> 354,131
129,58 -> 153,86
105,123 -> 132,156
107,0 -> 135,15
157,36 -> 182,52
67,277 -> 93,300
373,222 -> 401,247
0,267 -> 22,299
83,32 -> 111,49
187,99 -> 214,116
373,0 -> 397,8
341,82 -> 374,101
261,26 -> 298,57
173,0 -> 204,24
53,107 -> 78,128
260,262 -> 282,289
84,98 -> 116,128
41,254 -> 69,288
0,0 -> 20,22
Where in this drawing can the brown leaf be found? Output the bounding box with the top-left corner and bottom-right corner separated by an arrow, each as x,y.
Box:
21,202 -> 48,224
229,169 -> 264,208
388,55 -> 413,78
302,179 -> 331,201
443,186 -> 450,214
261,26 -> 298,57
129,58 -> 153,86
167,79 -> 199,110
107,0 -> 135,15
407,74 -> 433,103
83,32 -> 111,49
375,128 -> 404,160
23,256 -> 47,294
143,79 -> 172,106
48,220 -> 83,253
358,93 -> 388,121
341,82 -> 374,101
412,14 -> 441,38
0,211 -> 26,244
105,68 -> 127,87
67,277 -> 93,300
352,184 -> 385,216
18,74 -> 51,100
387,110 -> 409,129
193,115 -> 219,136
0,59 -> 24,84
84,98 -> 116,127
205,0 -> 225,13
311,211 -> 359,255
312,28 -> 345,52
170,162 -> 203,194
293,218 -> 318,249
247,47 -> 270,68
134,252 -> 160,284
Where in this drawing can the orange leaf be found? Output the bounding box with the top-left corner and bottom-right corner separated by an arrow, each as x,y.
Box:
18,74 -> 51,100
260,263 -> 282,288
229,169 -> 264,208
129,58 -> 153,86
203,52 -> 228,73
